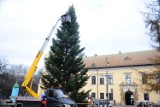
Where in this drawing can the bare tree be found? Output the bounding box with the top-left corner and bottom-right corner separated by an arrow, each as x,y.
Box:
0,58 -> 28,97
142,0 -> 160,92
144,0 -> 160,48
8,64 -> 42,96
0,55 -> 41,97
9,64 -> 28,81
8,64 -> 28,96
0,56 -> 8,73
0,56 -> 10,98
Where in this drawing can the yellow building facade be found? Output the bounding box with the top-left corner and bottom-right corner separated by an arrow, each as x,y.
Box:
38,50 -> 160,105
82,50 -> 160,105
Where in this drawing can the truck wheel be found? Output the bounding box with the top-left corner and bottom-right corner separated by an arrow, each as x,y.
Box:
15,103 -> 23,107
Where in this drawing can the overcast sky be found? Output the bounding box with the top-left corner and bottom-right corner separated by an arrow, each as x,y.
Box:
0,0 -> 153,67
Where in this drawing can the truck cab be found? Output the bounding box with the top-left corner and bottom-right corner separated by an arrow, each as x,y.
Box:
46,88 -> 76,107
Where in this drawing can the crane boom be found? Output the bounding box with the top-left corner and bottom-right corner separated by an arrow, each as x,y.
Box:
21,18 -> 60,98
21,14 -> 71,98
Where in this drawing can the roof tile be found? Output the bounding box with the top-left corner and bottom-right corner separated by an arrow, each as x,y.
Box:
83,50 -> 160,68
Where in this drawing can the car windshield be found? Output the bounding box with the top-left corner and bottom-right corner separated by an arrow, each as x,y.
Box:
55,89 -> 65,98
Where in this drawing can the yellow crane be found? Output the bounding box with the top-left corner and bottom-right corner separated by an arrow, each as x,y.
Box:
21,14 -> 71,98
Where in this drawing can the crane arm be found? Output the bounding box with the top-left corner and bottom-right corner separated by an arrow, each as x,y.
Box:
22,18 -> 60,98
21,14 -> 71,98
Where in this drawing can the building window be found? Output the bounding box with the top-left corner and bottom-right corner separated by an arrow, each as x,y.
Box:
144,93 -> 149,100
156,75 -> 160,84
109,93 -> 113,101
142,73 -> 147,84
91,93 -> 96,98
100,75 -> 104,84
100,93 -> 104,99
125,74 -> 131,84
108,89 -> 113,101
108,75 -> 113,84
91,76 -> 96,84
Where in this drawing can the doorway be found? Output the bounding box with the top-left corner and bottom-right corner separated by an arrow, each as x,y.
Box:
125,91 -> 134,105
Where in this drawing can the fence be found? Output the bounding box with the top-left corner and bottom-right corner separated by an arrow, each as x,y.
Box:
76,99 -> 112,107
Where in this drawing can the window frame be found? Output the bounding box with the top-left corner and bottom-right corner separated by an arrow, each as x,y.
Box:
141,73 -> 147,84
144,93 -> 149,100
108,75 -> 113,84
100,93 -> 104,99
125,73 -> 131,84
156,75 -> 160,84
91,92 -> 96,98
100,75 -> 104,85
109,93 -> 113,101
91,75 -> 96,85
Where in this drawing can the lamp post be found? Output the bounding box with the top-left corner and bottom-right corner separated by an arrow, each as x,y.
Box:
106,58 -> 109,107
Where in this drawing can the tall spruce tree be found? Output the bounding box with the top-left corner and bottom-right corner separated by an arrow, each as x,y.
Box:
41,5 -> 90,103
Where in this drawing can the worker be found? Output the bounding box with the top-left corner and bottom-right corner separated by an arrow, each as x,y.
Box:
87,96 -> 93,107
41,93 -> 46,107
41,93 -> 46,100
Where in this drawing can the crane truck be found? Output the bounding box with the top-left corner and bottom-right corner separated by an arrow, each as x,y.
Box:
1,14 -> 76,107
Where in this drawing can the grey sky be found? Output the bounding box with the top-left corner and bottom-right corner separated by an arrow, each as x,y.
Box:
0,0 -> 153,67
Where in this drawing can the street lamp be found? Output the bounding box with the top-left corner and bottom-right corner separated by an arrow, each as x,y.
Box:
106,58 -> 109,107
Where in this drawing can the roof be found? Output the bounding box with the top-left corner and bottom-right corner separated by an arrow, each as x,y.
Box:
13,82 -> 19,88
83,50 -> 160,68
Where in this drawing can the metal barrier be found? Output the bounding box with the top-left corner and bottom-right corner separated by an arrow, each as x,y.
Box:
136,101 -> 157,107
76,103 -> 97,107
97,100 -> 112,107
76,100 -> 112,107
